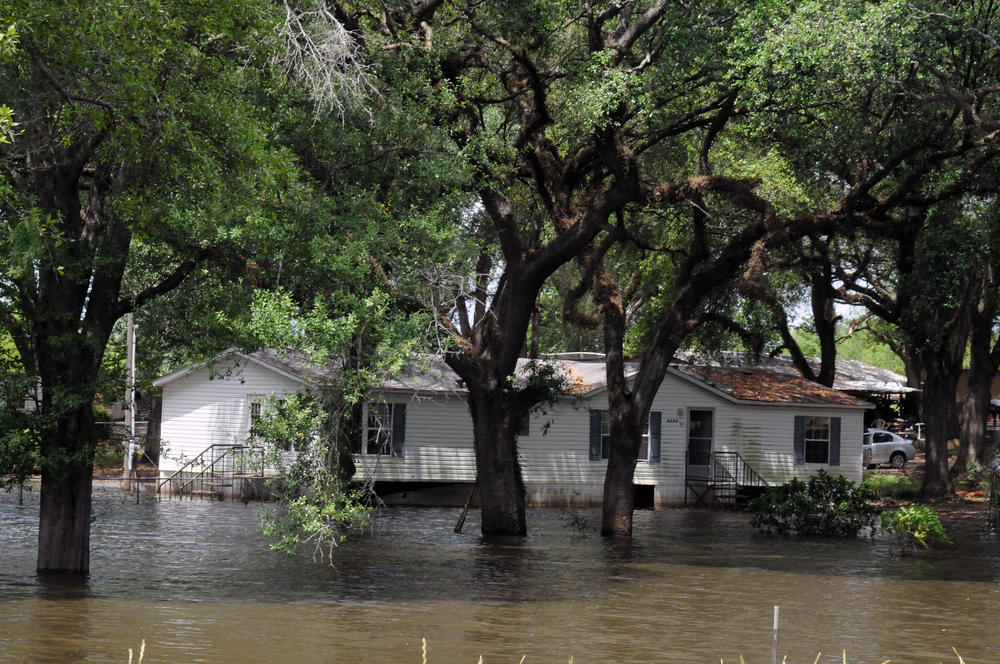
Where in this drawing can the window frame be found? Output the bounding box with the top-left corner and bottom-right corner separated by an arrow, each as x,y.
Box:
248,395 -> 290,449
803,415 -> 831,464
365,402 -> 395,456
357,402 -> 405,458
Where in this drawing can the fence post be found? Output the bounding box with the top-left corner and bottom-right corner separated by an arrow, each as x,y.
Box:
772,605 -> 779,664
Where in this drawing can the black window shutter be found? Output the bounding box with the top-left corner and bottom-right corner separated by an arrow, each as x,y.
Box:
793,415 -> 805,465
828,416 -> 841,466
649,411 -> 662,463
589,410 -> 602,461
392,403 -> 406,457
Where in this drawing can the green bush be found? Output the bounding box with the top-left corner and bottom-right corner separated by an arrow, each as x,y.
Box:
750,470 -> 880,537
880,504 -> 951,549
860,473 -> 920,500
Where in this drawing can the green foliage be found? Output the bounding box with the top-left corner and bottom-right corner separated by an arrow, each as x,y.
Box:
0,23 -> 16,143
512,360 -> 571,408
860,473 -> 920,500
750,470 -> 880,537
250,393 -> 371,562
0,407 -> 40,488
880,504 -> 951,549
790,321 -> 905,375
236,283 -> 433,560
0,345 -> 39,487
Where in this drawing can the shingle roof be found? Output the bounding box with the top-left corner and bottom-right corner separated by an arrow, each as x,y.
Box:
154,348 -> 874,409
671,364 -> 870,407
673,350 -> 914,394
379,356 -> 617,395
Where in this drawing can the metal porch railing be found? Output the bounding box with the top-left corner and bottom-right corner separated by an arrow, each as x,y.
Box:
685,451 -> 769,507
157,444 -> 264,500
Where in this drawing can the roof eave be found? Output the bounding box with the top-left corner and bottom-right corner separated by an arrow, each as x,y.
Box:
152,349 -> 309,388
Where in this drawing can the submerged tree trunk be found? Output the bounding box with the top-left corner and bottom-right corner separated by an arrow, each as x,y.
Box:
598,288 -> 642,536
443,256 -> 540,537
955,293 -> 1000,473
467,391 -> 527,535
37,464 -> 94,573
35,388 -> 100,573
601,394 -> 641,537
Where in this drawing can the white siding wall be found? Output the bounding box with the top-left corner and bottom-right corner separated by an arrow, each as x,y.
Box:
647,374 -> 864,503
355,394 -> 476,480
158,358 -> 302,474
159,361 -> 866,505
358,373 -> 865,506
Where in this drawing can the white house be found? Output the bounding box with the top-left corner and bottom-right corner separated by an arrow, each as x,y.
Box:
152,349 -> 871,507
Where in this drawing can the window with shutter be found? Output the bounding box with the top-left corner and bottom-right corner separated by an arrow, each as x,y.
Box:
795,415 -> 840,465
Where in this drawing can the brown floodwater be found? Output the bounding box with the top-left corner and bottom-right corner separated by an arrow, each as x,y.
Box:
1,485 -> 999,664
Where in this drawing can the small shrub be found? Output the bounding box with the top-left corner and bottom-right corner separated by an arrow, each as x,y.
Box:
955,467 -> 990,492
880,504 -> 951,549
750,470 -> 879,537
860,473 -> 920,500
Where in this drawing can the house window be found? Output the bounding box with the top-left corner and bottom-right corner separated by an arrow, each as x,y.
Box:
248,397 -> 288,447
249,399 -> 264,438
363,402 -> 406,457
804,416 -> 830,464
589,410 -> 661,463
367,403 -> 393,455
518,413 -> 530,437
599,411 -> 650,461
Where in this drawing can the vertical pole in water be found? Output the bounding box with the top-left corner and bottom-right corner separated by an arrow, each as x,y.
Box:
122,312 -> 136,491
772,605 -> 779,664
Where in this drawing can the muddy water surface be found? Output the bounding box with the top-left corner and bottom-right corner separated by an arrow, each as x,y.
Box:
2,486 -> 999,664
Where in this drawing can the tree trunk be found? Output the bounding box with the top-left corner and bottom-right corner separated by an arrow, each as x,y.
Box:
36,401 -> 97,574
467,390 -> 526,535
601,398 -> 641,537
810,265 -> 838,387
955,334 -> 993,474
921,365 -> 959,497
594,260 -> 643,537
37,464 -> 94,574
954,302 -> 1000,473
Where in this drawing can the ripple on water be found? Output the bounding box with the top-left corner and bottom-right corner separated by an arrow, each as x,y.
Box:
1,490 -> 999,664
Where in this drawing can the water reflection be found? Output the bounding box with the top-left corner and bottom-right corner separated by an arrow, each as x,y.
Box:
1,488 -> 999,664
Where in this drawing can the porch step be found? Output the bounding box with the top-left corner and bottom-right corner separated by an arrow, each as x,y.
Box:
685,451 -> 769,508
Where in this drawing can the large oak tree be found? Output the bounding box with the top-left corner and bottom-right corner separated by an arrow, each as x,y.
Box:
576,0 -> 1000,532
348,0 -> 757,535
0,0 -> 360,573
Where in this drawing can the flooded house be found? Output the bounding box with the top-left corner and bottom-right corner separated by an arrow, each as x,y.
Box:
152,349 -> 872,507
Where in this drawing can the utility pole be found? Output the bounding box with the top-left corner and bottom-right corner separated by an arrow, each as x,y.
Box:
122,313 -> 136,490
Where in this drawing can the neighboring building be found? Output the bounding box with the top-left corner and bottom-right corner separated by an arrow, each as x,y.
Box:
0,374 -> 40,414
153,349 -> 871,507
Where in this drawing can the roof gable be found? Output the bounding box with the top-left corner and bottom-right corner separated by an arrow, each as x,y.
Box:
152,348 -> 320,388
